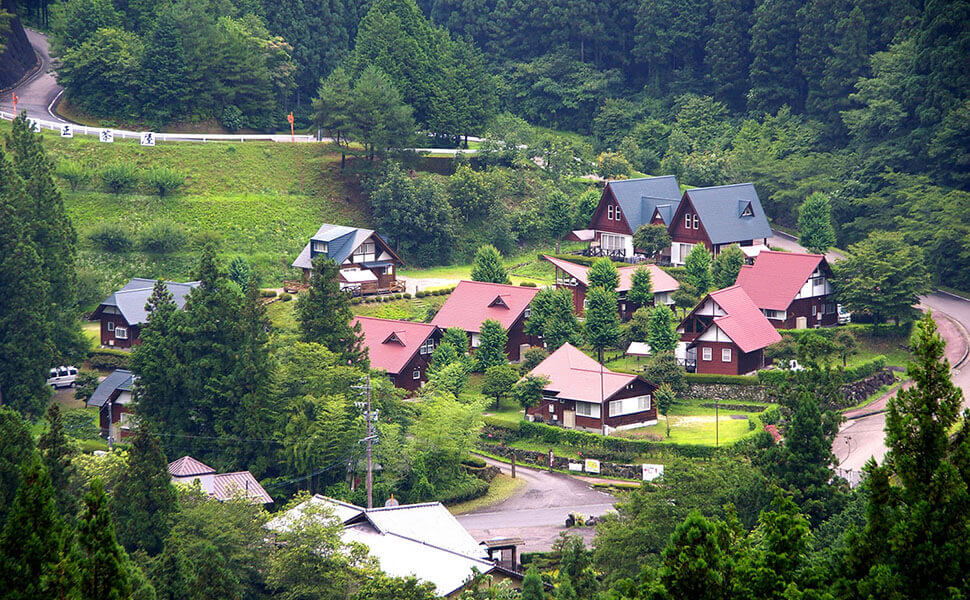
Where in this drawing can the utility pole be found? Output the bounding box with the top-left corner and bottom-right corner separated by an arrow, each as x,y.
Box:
353,375 -> 379,509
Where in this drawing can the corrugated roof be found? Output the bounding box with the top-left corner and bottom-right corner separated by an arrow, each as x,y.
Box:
734,250 -> 826,311
683,184 -> 772,245
527,343 -> 640,404
168,455 -> 216,477
431,281 -> 539,333
542,256 -> 679,294
98,279 -> 199,325
86,369 -> 135,408
697,286 -> 781,354
607,176 -> 682,230
352,317 -> 438,375
360,502 -> 487,558
211,472 -> 273,504
265,494 -> 365,532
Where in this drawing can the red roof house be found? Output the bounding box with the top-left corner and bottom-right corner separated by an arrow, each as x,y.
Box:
734,250 -> 837,329
525,343 -> 658,434
678,286 -> 782,375
543,255 -> 679,319
431,281 -> 540,361
169,456 -> 273,504
352,317 -> 441,391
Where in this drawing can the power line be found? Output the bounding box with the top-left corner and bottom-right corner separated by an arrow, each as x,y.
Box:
264,448 -> 359,489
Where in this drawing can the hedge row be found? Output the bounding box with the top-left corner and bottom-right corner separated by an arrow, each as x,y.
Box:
757,355 -> 886,386
350,293 -> 411,304
436,476 -> 489,505
415,286 -> 456,297
541,254 -> 628,268
87,349 -> 130,370
686,373 -> 760,385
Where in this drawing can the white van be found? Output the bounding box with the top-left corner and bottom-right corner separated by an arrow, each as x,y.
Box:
837,304 -> 852,325
47,366 -> 79,389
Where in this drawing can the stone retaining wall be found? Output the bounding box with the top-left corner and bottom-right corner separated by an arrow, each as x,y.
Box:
684,383 -> 773,403
837,369 -> 896,409
480,444 -> 643,479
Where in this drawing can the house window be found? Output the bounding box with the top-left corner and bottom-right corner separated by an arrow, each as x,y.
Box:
702,347 -> 712,361
412,369 -> 421,380
609,395 -> 652,417
107,321 -> 115,331
812,305 -> 818,316
607,205 -> 614,220
312,241 -> 328,254
602,234 -> 624,251
824,302 -> 836,314
549,404 -> 555,413
114,327 -> 128,340
524,308 -> 531,319
685,214 -> 691,229
615,207 -> 622,221
471,333 -> 480,348
740,203 -> 754,217
692,214 -> 700,229
419,338 -> 435,355
575,401 -> 601,418
722,348 -> 732,362
764,309 -> 786,320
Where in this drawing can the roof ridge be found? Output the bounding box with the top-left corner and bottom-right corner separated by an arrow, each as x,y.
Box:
379,530 -> 495,566
688,182 -> 753,191
366,501 -> 442,512
355,315 -> 434,326
458,280 -> 532,290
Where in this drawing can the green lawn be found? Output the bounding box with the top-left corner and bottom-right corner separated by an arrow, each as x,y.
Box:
616,397 -> 767,446
447,473 -> 525,514
266,294 -> 452,333
399,241 -> 585,286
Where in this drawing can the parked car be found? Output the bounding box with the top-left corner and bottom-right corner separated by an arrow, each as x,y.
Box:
837,304 -> 852,325
47,366 -> 79,389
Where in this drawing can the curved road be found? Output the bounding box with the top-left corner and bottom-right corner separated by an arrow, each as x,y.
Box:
0,29 -> 70,123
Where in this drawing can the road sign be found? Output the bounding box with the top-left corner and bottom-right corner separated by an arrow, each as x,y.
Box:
60,125 -> 73,138
140,132 -> 155,146
99,129 -> 114,143
584,459 -> 601,474
641,463 -> 664,481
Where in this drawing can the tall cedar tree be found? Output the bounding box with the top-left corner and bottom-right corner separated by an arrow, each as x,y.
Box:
5,114 -> 85,363
524,287 -> 553,338
470,244 -> 510,284
152,536 -> 192,600
475,319 -> 508,372
684,244 -> 713,294
585,286 -> 620,363
647,304 -> 679,355
297,255 -> 368,365
626,266 -> 653,307
797,192 -> 837,254
111,425 -> 177,556
38,403 -> 78,519
543,288 -> 582,351
710,244 -> 745,289
349,65 -> 416,159
139,4 -> 188,126
747,0 -> 804,114
845,313 -> 970,597
77,479 -> 132,600
659,510 -> 732,599
588,257 -> 619,291
0,455 -> 76,600
545,190 -> 573,253
0,407 -> 34,524
313,66 -> 354,166
0,146 -> 52,417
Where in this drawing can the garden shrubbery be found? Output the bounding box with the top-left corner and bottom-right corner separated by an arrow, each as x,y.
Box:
146,167 -> 187,196
88,224 -> 134,252
100,163 -> 140,193
139,221 -> 188,254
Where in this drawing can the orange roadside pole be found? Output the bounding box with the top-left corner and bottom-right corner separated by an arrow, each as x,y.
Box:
12,92 -> 18,114
287,111 -> 294,142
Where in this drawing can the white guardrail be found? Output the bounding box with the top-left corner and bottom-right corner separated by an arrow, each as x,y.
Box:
0,110 -> 319,143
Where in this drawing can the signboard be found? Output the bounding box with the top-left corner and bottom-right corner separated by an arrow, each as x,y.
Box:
641,463 -> 664,482
99,129 -> 114,143
60,125 -> 73,138
583,459 -> 600,474
140,132 -> 155,146
568,463 -> 583,472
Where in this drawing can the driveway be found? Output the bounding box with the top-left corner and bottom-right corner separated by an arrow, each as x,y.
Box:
457,456 -> 616,552
0,29 -> 70,123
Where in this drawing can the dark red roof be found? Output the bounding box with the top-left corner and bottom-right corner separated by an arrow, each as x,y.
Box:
352,317 -> 439,375
431,281 -> 539,333
542,255 -> 679,294
169,455 -> 216,477
527,343 -> 640,404
695,286 -> 782,354
734,250 -> 826,311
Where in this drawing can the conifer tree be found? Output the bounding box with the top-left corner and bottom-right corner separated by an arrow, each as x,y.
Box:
710,245 -> 745,289
111,425 -> 177,556
0,455 -> 76,600
684,244 -> 713,295
297,255 -> 368,365
655,383 -> 676,438
5,114 -> 85,362
152,536 -> 191,600
77,479 -> 132,600
545,190 -> 573,253
139,4 -> 188,126
0,147 -> 53,417
471,244 -> 510,284
658,511 -> 731,600
647,304 -> 678,356
0,407 -> 34,524
797,192 -> 836,255
588,257 -> 619,291
521,566 -> 545,600
626,265 -> 653,308
475,319 -> 508,372
38,403 -> 78,519
441,327 -> 469,353
524,287 -> 554,338
585,287 -> 620,363
428,342 -> 461,377
543,288 -> 582,351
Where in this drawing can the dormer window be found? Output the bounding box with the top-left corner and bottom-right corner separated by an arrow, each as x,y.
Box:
312,241 -> 328,254
740,202 -> 754,217
383,332 -> 405,345
489,295 -> 509,309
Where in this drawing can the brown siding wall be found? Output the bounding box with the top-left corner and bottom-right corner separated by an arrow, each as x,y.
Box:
99,316 -> 138,348
590,187 -> 633,235
603,379 -> 658,427
668,197 -> 714,250
778,296 -> 838,329
694,341 -> 742,375
506,317 -> 539,362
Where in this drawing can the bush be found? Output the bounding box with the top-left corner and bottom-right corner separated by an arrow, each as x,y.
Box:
56,160 -> 93,191
259,289 -> 278,298
685,373 -> 760,385
350,297 -> 362,304
194,231 -> 223,249
100,164 -> 140,193
139,221 -> 187,254
280,293 -> 293,302
146,167 -> 187,196
519,281 -> 537,287
416,291 -> 427,298
436,476 -> 489,505
461,456 -> 487,468
221,105 -> 244,132
403,292 -> 412,299
87,350 -> 129,370
843,356 -> 886,381
88,225 -> 133,252
62,410 -> 100,440
760,405 -> 780,425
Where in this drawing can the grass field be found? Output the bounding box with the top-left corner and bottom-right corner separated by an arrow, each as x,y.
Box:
446,473 -> 525,514
616,397 -> 768,446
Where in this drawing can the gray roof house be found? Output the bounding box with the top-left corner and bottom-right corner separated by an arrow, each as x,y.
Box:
291,223 -> 404,295
86,369 -> 137,439
668,183 -> 773,265
89,279 -> 200,348
608,175 -> 683,230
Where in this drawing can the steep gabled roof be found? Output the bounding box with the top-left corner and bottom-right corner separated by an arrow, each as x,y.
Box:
169,456 -> 272,504
527,343 -> 643,404
606,176 -> 682,230
352,317 -> 439,375
693,286 -> 781,354
682,183 -> 772,245
292,223 -> 402,270
734,250 -> 827,311
542,256 -> 679,294
86,369 -> 135,408
168,455 -> 216,477
95,279 -> 200,325
431,281 -> 539,333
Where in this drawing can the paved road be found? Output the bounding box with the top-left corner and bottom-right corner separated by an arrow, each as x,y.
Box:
0,29 -> 70,123
456,456 -> 615,552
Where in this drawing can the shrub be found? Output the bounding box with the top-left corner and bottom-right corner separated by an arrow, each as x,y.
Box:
436,476 -> 489,505
88,225 -> 133,252
87,350 -> 129,370
221,105 -> 244,132
350,297 -> 362,304
685,373 -> 760,385
404,293 -> 412,299
416,291 -> 427,298
259,289 -> 278,298
280,293 -> 293,302
760,405 -> 780,425
139,221 -> 187,254
461,456 -> 487,468
100,163 -> 140,193
146,167 -> 186,197
194,231 -> 223,249
61,410 -> 100,440
519,281 -> 537,287
56,160 -> 92,191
